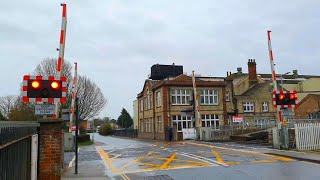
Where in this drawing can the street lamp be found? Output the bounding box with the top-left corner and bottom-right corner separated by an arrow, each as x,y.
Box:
280,72 -> 291,90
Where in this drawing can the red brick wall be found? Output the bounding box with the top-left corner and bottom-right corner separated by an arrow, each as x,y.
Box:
39,119 -> 63,180
295,96 -> 320,118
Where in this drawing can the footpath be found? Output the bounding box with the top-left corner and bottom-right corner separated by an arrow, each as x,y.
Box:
62,142 -> 111,180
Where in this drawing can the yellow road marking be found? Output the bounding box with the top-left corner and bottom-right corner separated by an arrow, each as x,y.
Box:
160,153 -> 177,169
143,156 -> 169,161
212,150 -> 225,164
185,142 -> 294,162
95,146 -> 119,174
136,162 -> 161,167
249,159 -> 277,163
168,163 -> 209,168
118,150 -> 156,172
226,162 -> 241,165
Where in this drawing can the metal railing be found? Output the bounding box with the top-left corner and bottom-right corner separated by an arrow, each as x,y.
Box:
0,122 -> 39,180
113,129 -> 138,138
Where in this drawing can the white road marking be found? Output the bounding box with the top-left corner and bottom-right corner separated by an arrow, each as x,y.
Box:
68,148 -> 80,168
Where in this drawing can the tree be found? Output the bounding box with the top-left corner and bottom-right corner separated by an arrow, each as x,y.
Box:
98,122 -> 113,136
117,108 -> 133,128
0,111 -> 7,121
33,58 -> 107,120
8,99 -> 38,121
76,75 -> 107,120
0,95 -> 18,119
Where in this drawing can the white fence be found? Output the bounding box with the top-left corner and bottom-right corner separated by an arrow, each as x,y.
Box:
295,123 -> 320,151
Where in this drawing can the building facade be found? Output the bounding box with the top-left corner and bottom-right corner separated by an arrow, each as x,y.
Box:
137,73 -> 228,141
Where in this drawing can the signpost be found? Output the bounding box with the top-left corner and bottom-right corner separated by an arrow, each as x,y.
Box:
232,116 -> 244,123
35,104 -> 55,115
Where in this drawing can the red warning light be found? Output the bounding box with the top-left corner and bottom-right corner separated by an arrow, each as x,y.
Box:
278,94 -> 285,100
289,94 -> 295,99
31,81 -> 40,89
51,81 -> 60,89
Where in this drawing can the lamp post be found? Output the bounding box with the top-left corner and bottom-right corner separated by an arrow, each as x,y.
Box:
280,72 -> 291,90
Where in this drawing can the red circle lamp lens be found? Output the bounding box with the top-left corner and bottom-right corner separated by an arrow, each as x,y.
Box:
290,94 -> 295,99
31,81 -> 40,89
279,94 -> 285,100
51,81 -> 59,89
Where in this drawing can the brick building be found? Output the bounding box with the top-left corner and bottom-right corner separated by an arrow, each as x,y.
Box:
295,94 -> 320,119
226,59 -> 320,125
137,64 -> 228,141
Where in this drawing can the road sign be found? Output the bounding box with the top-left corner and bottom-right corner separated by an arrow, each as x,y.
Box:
232,116 -> 244,123
62,109 -> 70,121
283,119 -> 287,127
35,104 -> 55,115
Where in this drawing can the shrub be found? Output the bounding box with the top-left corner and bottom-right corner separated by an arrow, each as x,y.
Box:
99,123 -> 113,136
79,126 -> 87,135
77,134 -> 90,143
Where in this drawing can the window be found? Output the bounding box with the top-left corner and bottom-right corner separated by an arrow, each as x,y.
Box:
144,118 -> 148,132
201,114 -> 220,129
171,89 -> 191,105
140,99 -> 143,112
150,118 -> 153,132
172,115 -> 192,132
157,116 -> 163,132
226,92 -> 230,102
156,91 -> 161,107
262,102 -> 268,112
144,97 -> 147,110
140,119 -> 143,132
200,90 -> 218,105
243,102 -> 254,112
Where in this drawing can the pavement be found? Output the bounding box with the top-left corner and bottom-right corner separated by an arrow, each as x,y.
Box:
62,134 -> 320,180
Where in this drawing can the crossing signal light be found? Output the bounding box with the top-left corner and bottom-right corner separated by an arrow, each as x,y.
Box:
31,80 -> 40,89
27,80 -> 63,98
275,92 -> 297,106
51,81 -> 60,89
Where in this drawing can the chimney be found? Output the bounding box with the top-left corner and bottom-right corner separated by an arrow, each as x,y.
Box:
237,67 -> 242,74
248,59 -> 257,86
293,70 -> 298,78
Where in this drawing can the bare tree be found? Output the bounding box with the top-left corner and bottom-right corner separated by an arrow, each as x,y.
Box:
32,58 -> 107,120
0,95 -> 18,119
76,75 -> 107,120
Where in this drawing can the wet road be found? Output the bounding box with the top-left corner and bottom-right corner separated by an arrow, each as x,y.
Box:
77,134 -> 320,180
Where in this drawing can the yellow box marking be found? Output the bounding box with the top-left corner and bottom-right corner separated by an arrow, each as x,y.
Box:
185,142 -> 295,162
160,153 -> 177,169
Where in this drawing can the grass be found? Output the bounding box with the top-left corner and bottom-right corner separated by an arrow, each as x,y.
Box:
79,140 -> 94,146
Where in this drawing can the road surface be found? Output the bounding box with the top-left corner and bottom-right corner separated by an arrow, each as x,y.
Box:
72,134 -> 320,180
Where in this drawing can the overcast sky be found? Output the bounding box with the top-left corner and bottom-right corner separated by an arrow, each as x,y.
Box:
1,0 -> 319,119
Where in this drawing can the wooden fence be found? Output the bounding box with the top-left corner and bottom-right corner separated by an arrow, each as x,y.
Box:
295,123 -> 320,151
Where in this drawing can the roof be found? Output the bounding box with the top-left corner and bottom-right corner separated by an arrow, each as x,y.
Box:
298,94 -> 320,105
239,81 -> 283,96
240,82 -> 270,96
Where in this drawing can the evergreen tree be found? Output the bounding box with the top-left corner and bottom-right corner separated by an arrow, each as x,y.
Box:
117,108 -> 133,128
0,111 -> 7,121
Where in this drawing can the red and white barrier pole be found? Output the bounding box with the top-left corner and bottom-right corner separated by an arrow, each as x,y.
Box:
267,30 -> 282,122
192,71 -> 202,128
69,63 -> 78,132
55,3 -> 67,118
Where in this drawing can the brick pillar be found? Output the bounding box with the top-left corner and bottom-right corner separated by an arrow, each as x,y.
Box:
222,86 -> 228,125
38,118 -> 63,180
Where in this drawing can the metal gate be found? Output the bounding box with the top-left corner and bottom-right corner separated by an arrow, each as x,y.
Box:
0,122 -> 39,180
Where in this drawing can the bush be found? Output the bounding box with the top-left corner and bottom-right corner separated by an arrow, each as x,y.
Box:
80,126 -> 87,135
77,134 -> 91,143
99,123 -> 113,136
